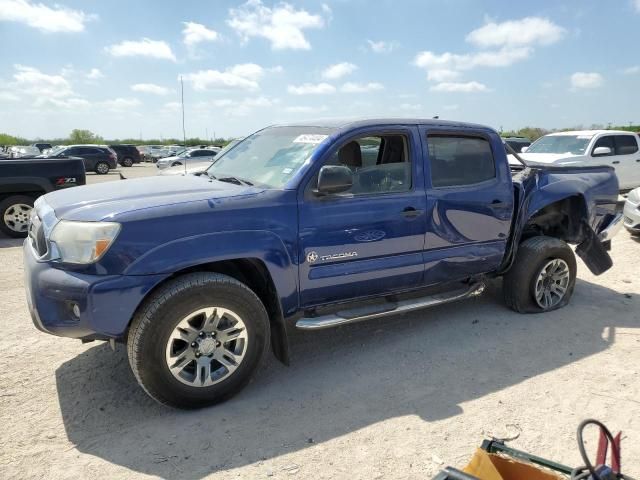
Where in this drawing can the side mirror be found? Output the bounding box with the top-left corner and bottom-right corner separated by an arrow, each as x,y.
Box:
316,165 -> 353,195
593,146 -> 612,157
520,146 -> 528,153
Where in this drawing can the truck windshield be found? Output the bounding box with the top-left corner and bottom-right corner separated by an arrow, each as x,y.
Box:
206,126 -> 334,188
526,135 -> 592,155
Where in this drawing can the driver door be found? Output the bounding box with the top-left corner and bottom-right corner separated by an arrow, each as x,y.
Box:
297,127 -> 427,307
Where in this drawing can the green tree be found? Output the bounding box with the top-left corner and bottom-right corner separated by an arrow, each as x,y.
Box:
68,129 -> 103,144
0,133 -> 27,146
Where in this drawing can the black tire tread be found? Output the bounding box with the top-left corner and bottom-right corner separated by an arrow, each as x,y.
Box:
127,272 -> 269,408
503,235 -> 576,314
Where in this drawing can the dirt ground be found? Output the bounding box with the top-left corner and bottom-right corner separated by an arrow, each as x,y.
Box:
1,165 -> 639,479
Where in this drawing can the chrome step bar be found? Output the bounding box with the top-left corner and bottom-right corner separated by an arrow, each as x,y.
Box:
296,282 -> 485,330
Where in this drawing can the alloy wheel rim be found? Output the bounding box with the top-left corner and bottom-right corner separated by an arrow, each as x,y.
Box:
97,163 -> 108,174
164,307 -> 249,387
3,203 -> 31,233
534,258 -> 570,309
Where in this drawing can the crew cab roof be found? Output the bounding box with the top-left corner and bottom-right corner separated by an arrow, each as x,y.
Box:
272,117 -> 494,132
546,130 -> 636,136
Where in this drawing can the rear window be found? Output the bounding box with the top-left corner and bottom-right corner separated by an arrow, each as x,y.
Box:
614,135 -> 639,155
427,135 -> 495,188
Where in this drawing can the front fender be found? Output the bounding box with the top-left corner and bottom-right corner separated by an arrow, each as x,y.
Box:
123,230 -> 299,316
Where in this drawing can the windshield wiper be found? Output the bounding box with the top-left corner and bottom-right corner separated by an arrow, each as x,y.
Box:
216,176 -> 253,186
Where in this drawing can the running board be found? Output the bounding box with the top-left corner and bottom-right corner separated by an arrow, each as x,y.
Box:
296,282 -> 485,330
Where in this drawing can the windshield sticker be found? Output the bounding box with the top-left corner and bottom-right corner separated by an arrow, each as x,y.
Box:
293,134 -> 328,144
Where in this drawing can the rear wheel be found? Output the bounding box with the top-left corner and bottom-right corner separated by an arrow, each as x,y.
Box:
0,195 -> 34,238
127,272 -> 269,409
503,236 -> 576,313
122,157 -> 134,167
95,161 -> 110,175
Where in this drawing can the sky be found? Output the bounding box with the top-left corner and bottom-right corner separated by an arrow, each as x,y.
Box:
0,0 -> 639,140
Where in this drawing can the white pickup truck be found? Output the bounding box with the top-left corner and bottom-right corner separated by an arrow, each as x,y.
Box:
517,130 -> 640,190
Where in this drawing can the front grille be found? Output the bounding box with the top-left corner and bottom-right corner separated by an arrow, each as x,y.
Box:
28,213 -> 47,257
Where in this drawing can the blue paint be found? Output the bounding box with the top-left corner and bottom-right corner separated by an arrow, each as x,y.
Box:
23,119 -> 620,349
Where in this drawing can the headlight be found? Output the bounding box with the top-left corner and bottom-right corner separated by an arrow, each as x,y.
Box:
50,221 -> 121,264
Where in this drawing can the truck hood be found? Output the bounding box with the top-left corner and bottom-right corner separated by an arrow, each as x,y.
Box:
518,152 -> 581,163
43,175 -> 262,221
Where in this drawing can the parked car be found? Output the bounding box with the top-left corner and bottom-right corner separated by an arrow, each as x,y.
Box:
502,136 -> 531,153
158,140 -> 241,177
109,144 -> 142,167
24,118 -> 623,408
31,143 -> 52,153
0,157 -> 85,237
519,130 -> 640,190
623,187 -> 640,234
155,147 -> 220,170
9,146 -> 41,158
42,144 -> 117,174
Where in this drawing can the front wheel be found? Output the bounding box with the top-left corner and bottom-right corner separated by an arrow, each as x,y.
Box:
503,236 -> 576,313
95,161 -> 110,175
127,273 -> 270,409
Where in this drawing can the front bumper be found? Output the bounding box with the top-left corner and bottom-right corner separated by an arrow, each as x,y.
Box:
23,240 -> 168,339
623,198 -> 640,233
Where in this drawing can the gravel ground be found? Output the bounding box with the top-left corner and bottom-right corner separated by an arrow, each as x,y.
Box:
1,165 -> 639,479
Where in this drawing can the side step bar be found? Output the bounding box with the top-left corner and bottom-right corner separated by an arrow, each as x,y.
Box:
296,282 -> 485,330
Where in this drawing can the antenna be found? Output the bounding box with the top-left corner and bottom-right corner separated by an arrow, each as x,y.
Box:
181,76 -> 187,175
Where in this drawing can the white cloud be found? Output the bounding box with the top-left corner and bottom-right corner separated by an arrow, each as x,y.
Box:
86,68 -> 103,80
288,82 -> 335,95
182,63 -> 264,91
227,0 -> 325,50
182,22 -> 219,46
12,64 -> 73,97
427,69 -> 460,82
367,40 -> 396,53
99,97 -> 141,111
341,82 -> 384,93
0,91 -> 20,102
38,97 -> 90,109
570,72 -> 603,89
634,0 -> 640,12
623,65 -> 640,74
131,83 -> 172,95
322,62 -> 357,80
414,47 -> 531,72
0,0 -> 95,33
105,38 -> 176,61
466,17 -> 565,48
430,81 -> 489,93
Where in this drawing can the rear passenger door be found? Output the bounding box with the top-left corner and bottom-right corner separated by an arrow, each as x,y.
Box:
421,129 -> 514,285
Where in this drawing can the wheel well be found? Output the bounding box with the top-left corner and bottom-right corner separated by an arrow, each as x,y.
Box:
136,258 -> 290,365
0,191 -> 43,202
523,196 -> 588,244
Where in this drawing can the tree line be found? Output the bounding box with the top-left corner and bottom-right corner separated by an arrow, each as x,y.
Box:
2,125 -> 639,147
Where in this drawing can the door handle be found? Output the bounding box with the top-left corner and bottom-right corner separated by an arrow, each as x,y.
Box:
401,207 -> 422,218
612,161 -> 620,164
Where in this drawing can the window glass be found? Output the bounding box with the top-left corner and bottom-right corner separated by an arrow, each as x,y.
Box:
428,135 -> 495,188
527,135 -> 591,155
614,135 -> 639,155
592,136 -> 615,156
320,135 -> 411,195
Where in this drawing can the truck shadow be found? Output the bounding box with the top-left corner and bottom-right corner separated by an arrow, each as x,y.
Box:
55,278 -> 639,479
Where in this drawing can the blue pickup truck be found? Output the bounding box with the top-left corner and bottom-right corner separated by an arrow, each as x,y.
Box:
23,119 -> 623,408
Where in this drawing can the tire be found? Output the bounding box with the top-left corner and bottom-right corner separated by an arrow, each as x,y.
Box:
0,195 -> 34,238
95,162 -> 110,175
127,272 -> 270,409
122,157 -> 134,167
503,236 -> 576,314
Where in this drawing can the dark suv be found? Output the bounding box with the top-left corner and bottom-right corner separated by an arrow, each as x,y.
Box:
47,145 -> 117,174
109,144 -> 141,167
